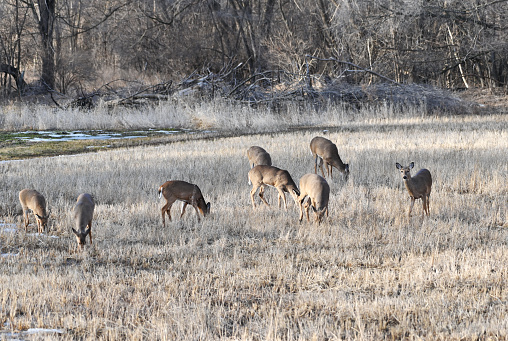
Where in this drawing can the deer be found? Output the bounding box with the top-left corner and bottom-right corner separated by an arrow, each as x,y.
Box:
298,174 -> 330,224
247,146 -> 272,168
395,162 -> 432,218
248,165 -> 300,209
158,180 -> 211,226
71,193 -> 95,250
310,136 -> 349,180
19,189 -> 50,233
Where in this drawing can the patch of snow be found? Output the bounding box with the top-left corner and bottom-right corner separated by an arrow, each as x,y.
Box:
25,328 -> 64,334
1,253 -> 19,258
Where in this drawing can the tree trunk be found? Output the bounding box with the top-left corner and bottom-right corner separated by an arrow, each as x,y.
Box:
29,0 -> 56,90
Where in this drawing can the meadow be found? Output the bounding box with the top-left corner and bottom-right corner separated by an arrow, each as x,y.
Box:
0,100 -> 507,340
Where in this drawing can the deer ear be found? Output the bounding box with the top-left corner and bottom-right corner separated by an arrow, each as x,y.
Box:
206,202 -> 211,213
84,228 -> 91,236
71,228 -> 79,236
409,162 -> 415,169
396,163 -> 402,170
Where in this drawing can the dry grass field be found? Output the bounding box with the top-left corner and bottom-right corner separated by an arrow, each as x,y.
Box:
0,104 -> 507,340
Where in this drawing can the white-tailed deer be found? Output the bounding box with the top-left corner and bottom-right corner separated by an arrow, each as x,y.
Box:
248,165 -> 300,209
72,193 -> 95,250
396,162 -> 432,218
310,136 -> 349,180
247,146 -> 272,168
19,189 -> 49,233
298,174 -> 330,224
158,180 -> 210,226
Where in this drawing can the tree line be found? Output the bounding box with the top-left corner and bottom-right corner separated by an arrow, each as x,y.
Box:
1,0 -> 507,98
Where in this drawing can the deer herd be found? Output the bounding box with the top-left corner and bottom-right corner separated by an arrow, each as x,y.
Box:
17,136 -> 433,250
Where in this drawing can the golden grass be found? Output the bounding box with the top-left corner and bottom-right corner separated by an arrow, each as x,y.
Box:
0,112 -> 506,340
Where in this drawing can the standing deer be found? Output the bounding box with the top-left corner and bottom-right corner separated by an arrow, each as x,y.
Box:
248,165 -> 300,209
310,136 -> 349,180
158,180 -> 211,226
298,174 -> 330,224
247,146 -> 272,168
72,193 -> 95,250
396,162 -> 432,218
19,189 -> 49,233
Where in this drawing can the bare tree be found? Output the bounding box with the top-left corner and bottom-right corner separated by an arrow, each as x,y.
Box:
23,0 -> 56,90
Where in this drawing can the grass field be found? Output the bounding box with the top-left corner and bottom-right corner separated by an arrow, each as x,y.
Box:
0,103 -> 507,339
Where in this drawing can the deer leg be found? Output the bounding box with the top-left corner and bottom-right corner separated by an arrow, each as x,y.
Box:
421,197 -> 427,218
161,205 -> 167,227
304,199 -> 311,222
23,210 -> 29,232
277,188 -> 287,209
258,185 -> 270,207
318,158 -> 326,178
36,216 -> 44,234
180,202 -> 188,218
161,198 -> 176,226
290,191 -> 300,208
250,184 -> 260,208
426,194 -> 431,216
408,197 -> 415,217
192,204 -> 202,222
88,220 -> 93,244
314,155 -> 318,174
298,196 -> 305,222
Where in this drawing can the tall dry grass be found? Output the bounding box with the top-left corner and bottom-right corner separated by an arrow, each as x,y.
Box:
0,110 -> 506,339
0,97 -> 428,132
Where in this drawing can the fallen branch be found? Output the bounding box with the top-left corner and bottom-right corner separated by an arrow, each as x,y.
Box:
305,55 -> 401,85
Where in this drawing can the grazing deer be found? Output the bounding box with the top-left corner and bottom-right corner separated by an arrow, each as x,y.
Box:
71,193 -> 95,250
248,165 -> 300,209
247,146 -> 272,168
396,162 -> 432,218
158,180 -> 211,226
298,174 -> 330,224
310,136 -> 349,180
19,189 -> 49,233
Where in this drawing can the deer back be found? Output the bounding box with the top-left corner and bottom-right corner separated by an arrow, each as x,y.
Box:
247,146 -> 272,167
159,180 -> 210,215
74,193 -> 95,231
299,174 -> 330,210
19,189 -> 48,217
310,137 -> 347,171
310,136 -> 332,156
248,165 -> 300,195
248,165 -> 279,186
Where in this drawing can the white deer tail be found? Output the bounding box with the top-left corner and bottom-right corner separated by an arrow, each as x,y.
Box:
248,176 -> 252,186
158,187 -> 162,199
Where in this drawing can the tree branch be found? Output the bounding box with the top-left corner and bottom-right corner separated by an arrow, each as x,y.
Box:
305,56 -> 401,85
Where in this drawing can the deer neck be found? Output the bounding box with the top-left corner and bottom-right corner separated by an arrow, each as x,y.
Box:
403,177 -> 417,197
329,157 -> 346,172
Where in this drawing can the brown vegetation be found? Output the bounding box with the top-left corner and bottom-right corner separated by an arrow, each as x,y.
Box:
1,0 -> 507,106
0,109 -> 506,339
